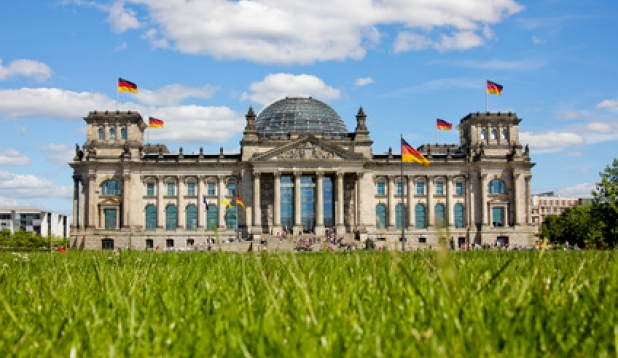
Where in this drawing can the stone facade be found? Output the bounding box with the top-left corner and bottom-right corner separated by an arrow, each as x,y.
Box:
69,99 -> 536,250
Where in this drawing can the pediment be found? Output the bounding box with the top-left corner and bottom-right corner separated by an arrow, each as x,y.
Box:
252,136 -> 359,162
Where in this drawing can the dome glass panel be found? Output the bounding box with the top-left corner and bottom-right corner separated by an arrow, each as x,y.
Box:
256,97 -> 348,138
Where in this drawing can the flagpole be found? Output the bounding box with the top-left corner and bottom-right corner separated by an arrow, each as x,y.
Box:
485,79 -> 488,112
400,134 -> 406,252
116,76 -> 119,111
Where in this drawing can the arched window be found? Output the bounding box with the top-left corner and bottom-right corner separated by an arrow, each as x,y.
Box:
491,129 -> 497,140
454,204 -> 465,228
225,206 -> 236,230
377,181 -> 386,195
501,129 -> 507,140
415,204 -> 426,228
110,128 -> 116,140
206,206 -> 218,230
435,203 -> 446,227
145,205 -> 156,230
186,205 -> 197,230
98,127 -> 105,139
227,182 -> 236,196
396,180 -> 403,195
166,205 -> 177,230
121,128 -> 127,139
395,204 -> 405,229
375,204 -> 387,229
480,129 -> 487,140
101,180 -> 122,196
488,179 -> 507,194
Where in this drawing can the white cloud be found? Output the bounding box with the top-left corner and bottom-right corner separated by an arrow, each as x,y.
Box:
520,131 -> 585,153
35,144 -> 75,166
0,171 -> 72,199
554,182 -> 595,198
531,35 -> 545,44
0,88 -> 114,120
137,84 -> 216,106
554,110 -> 586,120
394,32 -> 433,52
147,105 -> 244,144
77,0 -> 526,64
241,73 -> 341,106
0,149 -> 30,166
597,99 -> 618,109
106,0 -> 140,33
0,59 -> 52,81
586,122 -> 612,133
566,151 -> 583,157
355,77 -> 374,86
140,28 -> 170,49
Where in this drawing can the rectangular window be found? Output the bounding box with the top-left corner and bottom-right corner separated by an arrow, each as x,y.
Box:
436,182 -> 444,195
455,182 -> 463,195
104,209 -> 117,230
187,183 -> 196,196
397,182 -> 403,195
416,182 -> 425,195
167,183 -> 175,196
208,183 -> 216,196
228,183 -> 236,196
492,207 -> 505,227
377,182 -> 385,195
146,183 -> 154,196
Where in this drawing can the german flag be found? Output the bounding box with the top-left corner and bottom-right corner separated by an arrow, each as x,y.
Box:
148,117 -> 164,128
401,137 -> 429,167
487,80 -> 503,96
437,119 -> 452,130
118,78 -> 138,93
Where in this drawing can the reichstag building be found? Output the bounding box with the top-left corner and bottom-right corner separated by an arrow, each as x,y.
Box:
69,97 -> 536,250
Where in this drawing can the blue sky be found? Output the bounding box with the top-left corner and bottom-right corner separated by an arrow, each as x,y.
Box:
1,0 -> 617,215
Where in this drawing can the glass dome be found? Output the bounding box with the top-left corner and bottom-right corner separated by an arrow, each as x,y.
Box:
256,97 -> 348,138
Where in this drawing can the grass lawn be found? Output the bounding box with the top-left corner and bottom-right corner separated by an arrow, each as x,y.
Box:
0,250 -> 616,357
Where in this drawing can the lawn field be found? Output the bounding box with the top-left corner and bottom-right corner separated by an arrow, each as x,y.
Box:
1,250 -> 616,357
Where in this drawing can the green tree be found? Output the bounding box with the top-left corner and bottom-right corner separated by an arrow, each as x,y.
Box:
592,158 -> 618,246
538,214 -> 562,243
559,205 -> 602,248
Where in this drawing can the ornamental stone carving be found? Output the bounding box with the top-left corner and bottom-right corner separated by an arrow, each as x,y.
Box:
276,142 -> 337,160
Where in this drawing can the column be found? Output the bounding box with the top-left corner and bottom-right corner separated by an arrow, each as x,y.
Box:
388,175 -> 396,228
157,175 -> 164,229
177,176 -> 185,229
218,175 -> 226,230
294,171 -> 302,233
197,176 -> 205,229
407,175 -> 414,229
253,172 -> 261,233
427,175 -> 434,227
87,173 -> 97,229
315,172 -> 324,235
274,172 -> 281,230
336,171 -> 345,234
356,172 -> 365,231
512,172 -> 521,226
72,175 -> 80,229
525,175 -> 532,225
122,173 -> 131,229
446,175 -> 453,228
480,173 -> 488,227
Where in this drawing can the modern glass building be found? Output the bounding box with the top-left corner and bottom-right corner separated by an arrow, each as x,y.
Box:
70,97 -> 536,250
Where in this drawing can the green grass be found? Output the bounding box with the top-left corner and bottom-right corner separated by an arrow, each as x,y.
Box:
0,250 -> 616,357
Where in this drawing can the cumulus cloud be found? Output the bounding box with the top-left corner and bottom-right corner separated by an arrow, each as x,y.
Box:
77,0 -> 525,64
0,59 -> 52,81
355,77 -> 374,86
0,87 -> 245,144
241,73 -> 341,106
147,106 -> 244,144
0,149 -> 30,166
520,131 -> 585,153
597,99 -> 618,109
137,84 -> 217,107
106,0 -> 140,33
35,144 -> 75,166
554,182 -> 595,198
0,171 -> 72,199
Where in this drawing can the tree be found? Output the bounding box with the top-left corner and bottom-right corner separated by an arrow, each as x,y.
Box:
592,158 -> 618,246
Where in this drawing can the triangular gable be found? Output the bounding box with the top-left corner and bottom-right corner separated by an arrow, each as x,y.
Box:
251,136 -> 359,162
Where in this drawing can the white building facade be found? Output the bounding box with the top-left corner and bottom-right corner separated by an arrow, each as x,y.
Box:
0,206 -> 70,238
69,97 -> 536,250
